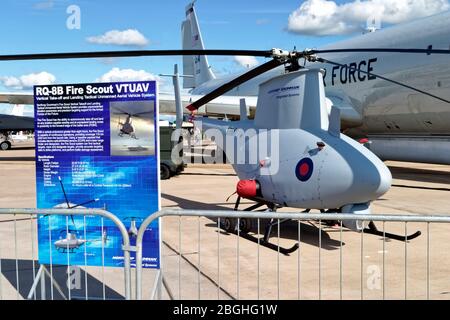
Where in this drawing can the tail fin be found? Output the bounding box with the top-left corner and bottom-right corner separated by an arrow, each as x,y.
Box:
11,104 -> 25,116
182,2 -> 215,89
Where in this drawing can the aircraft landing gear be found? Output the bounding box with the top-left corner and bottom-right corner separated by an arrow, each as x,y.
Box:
238,217 -> 252,234
220,196 -> 299,255
222,217 -> 236,233
224,197 -> 421,251
326,208 -> 422,242
221,217 -> 253,234
363,221 -> 422,241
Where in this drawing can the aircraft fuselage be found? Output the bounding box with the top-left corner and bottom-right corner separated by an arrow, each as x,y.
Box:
190,11 -> 450,164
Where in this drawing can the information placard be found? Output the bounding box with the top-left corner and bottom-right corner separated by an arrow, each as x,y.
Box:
34,81 -> 160,268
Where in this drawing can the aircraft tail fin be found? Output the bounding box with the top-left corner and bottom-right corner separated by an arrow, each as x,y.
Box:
11,104 -> 25,116
182,2 -> 215,89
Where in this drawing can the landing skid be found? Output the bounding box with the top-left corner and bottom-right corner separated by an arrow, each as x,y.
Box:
364,221 -> 422,242
317,209 -> 422,242
239,231 -> 299,255
221,196 -> 300,256
226,197 -> 421,250
56,248 -> 76,254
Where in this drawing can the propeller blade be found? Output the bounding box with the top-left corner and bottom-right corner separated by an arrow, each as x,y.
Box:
317,57 -> 450,104
310,47 -> 450,55
0,49 -> 273,61
187,58 -> 285,111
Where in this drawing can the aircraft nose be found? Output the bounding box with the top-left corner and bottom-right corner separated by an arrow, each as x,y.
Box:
374,162 -> 392,198
359,158 -> 392,201
347,155 -> 392,203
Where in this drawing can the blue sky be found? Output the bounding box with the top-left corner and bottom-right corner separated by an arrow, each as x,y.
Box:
0,1 -> 346,90
1,0 -> 449,115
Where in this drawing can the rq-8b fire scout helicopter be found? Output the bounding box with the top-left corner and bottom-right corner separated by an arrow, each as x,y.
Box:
176,47 -> 448,252
114,107 -> 153,139
188,67 -> 393,243
5,45 -> 449,252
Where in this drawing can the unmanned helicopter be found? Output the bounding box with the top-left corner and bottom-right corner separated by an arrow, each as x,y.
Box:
114,107 -> 153,139
50,176 -> 104,253
3,41 -> 449,254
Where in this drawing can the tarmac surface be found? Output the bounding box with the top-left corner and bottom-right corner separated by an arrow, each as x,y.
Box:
1,147 -> 450,299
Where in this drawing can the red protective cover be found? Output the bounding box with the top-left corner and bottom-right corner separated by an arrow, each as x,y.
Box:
236,180 -> 258,198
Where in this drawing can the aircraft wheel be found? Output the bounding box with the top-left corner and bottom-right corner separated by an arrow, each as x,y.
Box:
222,218 -> 236,233
239,218 -> 252,233
0,141 -> 10,151
160,164 -> 171,180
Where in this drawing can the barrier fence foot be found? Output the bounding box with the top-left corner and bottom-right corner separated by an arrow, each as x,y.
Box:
27,265 -> 67,300
149,270 -> 174,300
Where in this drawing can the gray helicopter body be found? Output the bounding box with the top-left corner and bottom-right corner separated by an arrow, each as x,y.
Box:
54,232 -> 87,250
196,68 -> 391,228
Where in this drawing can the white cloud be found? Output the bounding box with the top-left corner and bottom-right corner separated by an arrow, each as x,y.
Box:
97,57 -> 120,65
34,0 -> 54,10
87,29 -> 149,47
234,56 -> 259,69
1,72 -> 56,89
287,0 -> 450,36
96,67 -> 159,83
256,18 -> 270,25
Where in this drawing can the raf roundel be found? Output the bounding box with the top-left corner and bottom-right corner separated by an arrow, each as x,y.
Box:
295,158 -> 314,182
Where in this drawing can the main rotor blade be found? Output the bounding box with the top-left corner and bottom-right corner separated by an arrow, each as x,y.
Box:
310,48 -> 450,55
112,107 -> 130,115
317,57 -> 450,104
131,111 -> 154,116
1,47 -> 449,62
70,198 -> 99,209
187,58 -> 285,111
58,176 -> 71,209
0,49 -> 273,61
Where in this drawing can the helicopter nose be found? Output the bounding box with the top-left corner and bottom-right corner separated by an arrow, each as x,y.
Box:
356,157 -> 392,201
342,154 -> 392,204
373,162 -> 392,198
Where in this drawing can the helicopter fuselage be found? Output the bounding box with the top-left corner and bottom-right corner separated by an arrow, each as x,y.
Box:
195,69 -> 392,217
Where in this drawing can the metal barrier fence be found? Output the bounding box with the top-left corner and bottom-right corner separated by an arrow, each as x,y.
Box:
0,208 -> 131,300
2,208 -> 450,300
136,209 -> 450,300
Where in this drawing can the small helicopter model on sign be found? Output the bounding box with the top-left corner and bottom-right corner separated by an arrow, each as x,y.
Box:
114,107 -> 153,139
50,176 -> 105,253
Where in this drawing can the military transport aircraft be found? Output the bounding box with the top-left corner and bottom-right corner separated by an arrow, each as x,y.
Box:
177,2 -> 450,165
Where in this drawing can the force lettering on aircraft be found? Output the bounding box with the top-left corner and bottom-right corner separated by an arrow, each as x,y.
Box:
323,58 -> 378,87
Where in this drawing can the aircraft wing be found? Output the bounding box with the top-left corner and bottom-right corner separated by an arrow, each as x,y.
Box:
160,90 -> 364,129
159,92 -> 257,119
0,90 -> 361,130
0,92 -> 34,130
0,92 -> 33,105
0,113 -> 34,130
